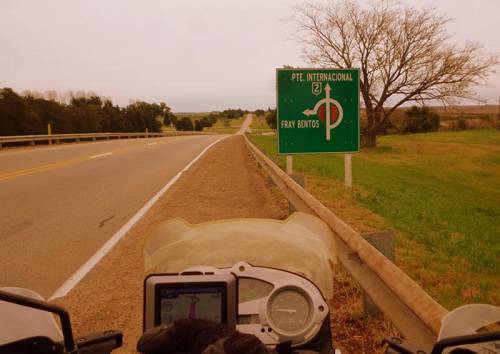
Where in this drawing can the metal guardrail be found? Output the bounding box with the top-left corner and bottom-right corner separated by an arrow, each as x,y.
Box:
243,134 -> 448,352
0,131 -> 214,147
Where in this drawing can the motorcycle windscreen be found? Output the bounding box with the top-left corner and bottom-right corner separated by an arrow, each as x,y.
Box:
143,212 -> 336,299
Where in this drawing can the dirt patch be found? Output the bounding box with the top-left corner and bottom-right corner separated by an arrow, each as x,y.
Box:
54,135 -> 287,353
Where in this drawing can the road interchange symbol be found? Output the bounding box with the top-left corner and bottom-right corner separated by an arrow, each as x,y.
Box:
302,83 -> 343,141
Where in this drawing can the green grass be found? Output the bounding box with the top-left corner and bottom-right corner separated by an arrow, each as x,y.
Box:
396,130 -> 500,145
249,129 -> 500,307
204,116 -> 245,134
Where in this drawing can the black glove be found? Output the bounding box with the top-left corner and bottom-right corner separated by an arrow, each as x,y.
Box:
137,319 -> 276,354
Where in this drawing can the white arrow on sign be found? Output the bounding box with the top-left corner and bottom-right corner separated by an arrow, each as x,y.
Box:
302,83 -> 343,141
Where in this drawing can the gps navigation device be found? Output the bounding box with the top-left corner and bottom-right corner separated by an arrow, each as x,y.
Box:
143,273 -> 237,331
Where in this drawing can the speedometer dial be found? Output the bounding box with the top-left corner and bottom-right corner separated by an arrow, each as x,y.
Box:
268,287 -> 311,333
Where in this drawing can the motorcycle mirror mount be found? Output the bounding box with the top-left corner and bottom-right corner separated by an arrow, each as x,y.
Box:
0,288 -> 123,354
0,288 -> 76,352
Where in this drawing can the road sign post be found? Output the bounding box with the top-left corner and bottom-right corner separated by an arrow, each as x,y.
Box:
345,154 -> 352,189
277,68 -> 359,187
286,155 -> 293,175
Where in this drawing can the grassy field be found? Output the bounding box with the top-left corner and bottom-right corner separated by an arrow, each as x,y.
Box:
204,116 -> 245,134
249,130 -> 500,308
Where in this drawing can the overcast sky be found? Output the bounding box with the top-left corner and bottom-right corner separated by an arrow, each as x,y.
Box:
1,0 -> 499,112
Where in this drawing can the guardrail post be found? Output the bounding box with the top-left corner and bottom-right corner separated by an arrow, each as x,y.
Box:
284,155 -> 307,213
267,175 -> 275,187
362,230 -> 395,317
146,128 -> 149,138
48,123 -> 52,145
30,140 -> 35,146
289,174 -> 305,214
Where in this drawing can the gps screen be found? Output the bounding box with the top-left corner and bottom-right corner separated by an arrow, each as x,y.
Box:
157,284 -> 226,325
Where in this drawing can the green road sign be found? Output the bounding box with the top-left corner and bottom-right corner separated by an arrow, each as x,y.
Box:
277,68 -> 359,154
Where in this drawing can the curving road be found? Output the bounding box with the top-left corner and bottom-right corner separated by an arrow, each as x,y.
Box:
0,135 -> 224,297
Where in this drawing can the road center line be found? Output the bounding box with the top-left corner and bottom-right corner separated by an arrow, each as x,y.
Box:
1,138 -> 176,182
0,158 -> 84,181
90,152 -> 113,159
49,136 -> 228,300
147,142 -> 157,146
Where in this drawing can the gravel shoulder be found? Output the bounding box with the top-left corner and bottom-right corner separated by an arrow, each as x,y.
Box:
54,135 -> 287,353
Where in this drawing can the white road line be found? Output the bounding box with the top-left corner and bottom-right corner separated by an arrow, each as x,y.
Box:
49,136 -> 228,300
147,142 -> 157,146
90,152 -> 113,159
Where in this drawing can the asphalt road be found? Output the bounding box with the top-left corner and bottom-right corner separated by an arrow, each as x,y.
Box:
0,135 -> 224,297
237,113 -> 253,135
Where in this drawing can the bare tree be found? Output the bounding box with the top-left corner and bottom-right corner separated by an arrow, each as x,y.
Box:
60,90 -> 75,104
21,90 -> 43,99
295,0 -> 499,147
45,90 -> 58,102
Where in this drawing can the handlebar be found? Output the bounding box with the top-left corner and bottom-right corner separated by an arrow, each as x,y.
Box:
1,262 -> 499,354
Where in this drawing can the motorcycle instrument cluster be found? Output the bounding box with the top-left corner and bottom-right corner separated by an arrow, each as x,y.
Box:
226,262 -> 328,347
144,261 -> 329,347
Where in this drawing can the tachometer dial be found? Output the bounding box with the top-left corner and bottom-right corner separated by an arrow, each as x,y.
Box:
267,287 -> 312,334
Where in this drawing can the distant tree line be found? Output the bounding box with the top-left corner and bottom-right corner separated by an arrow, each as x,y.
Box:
0,87 -> 173,136
204,108 -> 248,124
171,108 -> 249,132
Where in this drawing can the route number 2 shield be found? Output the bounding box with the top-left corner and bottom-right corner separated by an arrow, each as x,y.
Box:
276,68 -> 359,154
